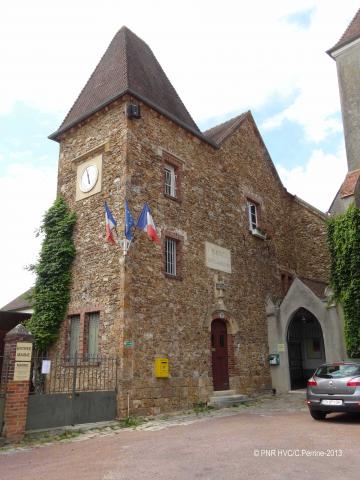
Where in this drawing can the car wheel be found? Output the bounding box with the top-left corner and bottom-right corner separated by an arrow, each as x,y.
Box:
310,409 -> 327,420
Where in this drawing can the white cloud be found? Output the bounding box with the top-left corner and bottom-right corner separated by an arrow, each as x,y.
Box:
0,162 -> 56,307
0,0 -> 359,141
277,144 -> 347,212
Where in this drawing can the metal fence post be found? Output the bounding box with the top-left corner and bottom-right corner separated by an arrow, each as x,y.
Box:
72,353 -> 78,397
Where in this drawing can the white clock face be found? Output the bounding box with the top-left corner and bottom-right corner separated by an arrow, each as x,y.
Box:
80,164 -> 99,193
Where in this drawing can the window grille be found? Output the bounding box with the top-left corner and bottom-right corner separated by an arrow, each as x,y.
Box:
165,237 -> 177,276
164,164 -> 177,197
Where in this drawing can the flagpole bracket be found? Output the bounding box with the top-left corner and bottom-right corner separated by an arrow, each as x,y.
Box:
119,238 -> 131,256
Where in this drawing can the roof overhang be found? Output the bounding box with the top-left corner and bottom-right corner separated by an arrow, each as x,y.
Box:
327,35 -> 360,59
49,89 -> 219,149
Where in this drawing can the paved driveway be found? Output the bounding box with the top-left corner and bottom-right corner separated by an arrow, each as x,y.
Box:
1,393 -> 359,480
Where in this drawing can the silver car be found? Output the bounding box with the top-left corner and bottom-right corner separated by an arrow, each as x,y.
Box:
307,362 -> 360,420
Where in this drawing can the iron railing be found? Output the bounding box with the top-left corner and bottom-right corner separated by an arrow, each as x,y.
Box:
30,354 -> 118,395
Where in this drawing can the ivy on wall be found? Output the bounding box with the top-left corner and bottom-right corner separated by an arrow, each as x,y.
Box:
27,197 -> 76,352
327,203 -> 360,358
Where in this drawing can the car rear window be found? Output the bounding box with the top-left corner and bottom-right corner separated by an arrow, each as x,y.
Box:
315,364 -> 360,379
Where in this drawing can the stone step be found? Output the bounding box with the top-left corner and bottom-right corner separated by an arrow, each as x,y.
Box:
211,390 -> 236,397
209,394 -> 249,408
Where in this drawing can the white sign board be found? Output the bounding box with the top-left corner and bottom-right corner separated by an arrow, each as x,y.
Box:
205,242 -> 232,274
13,361 -> 31,381
41,360 -> 51,374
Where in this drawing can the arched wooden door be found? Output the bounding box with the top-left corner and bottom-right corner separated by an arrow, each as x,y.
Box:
211,319 -> 229,391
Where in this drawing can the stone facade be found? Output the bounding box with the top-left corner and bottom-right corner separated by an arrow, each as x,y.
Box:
53,93 -> 330,416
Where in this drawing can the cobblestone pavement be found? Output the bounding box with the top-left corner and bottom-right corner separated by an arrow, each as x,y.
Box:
1,391 -> 359,480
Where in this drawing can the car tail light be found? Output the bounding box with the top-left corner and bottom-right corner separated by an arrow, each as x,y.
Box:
347,377 -> 360,386
308,378 -> 317,386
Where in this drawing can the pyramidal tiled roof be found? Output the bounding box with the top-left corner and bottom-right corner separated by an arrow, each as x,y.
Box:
328,8 -> 360,55
50,27 -> 200,139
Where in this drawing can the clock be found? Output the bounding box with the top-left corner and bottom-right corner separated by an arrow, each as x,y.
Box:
75,154 -> 102,201
79,164 -> 99,193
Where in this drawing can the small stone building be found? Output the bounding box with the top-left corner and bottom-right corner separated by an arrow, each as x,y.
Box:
46,26 -> 345,415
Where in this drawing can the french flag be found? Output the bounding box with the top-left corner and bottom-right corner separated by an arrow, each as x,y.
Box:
136,203 -> 161,244
104,202 -> 118,245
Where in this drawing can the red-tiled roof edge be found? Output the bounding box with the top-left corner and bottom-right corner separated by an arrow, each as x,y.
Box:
327,8 -> 360,56
339,169 -> 360,198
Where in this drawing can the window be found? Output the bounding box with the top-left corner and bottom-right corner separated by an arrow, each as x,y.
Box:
164,163 -> 177,197
163,152 -> 182,201
165,237 -> 177,276
86,312 -> 99,359
69,315 -> 80,359
247,201 -> 258,231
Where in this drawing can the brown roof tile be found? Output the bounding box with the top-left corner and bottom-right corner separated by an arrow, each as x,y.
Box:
300,277 -> 327,299
50,27 -> 199,139
1,289 -> 32,312
339,169 -> 360,198
328,8 -> 360,55
203,112 -> 249,144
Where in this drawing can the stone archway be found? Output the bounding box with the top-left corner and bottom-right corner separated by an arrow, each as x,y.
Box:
267,278 -> 346,393
287,308 -> 326,389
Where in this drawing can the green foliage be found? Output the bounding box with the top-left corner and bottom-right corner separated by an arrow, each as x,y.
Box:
118,416 -> 145,428
193,402 -> 215,414
27,197 -> 76,352
327,204 -> 360,357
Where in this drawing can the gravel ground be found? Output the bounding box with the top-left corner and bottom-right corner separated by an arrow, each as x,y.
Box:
2,391 -> 358,480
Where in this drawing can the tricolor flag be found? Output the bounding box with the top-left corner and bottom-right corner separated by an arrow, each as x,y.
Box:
125,200 -> 135,241
104,202 -> 118,245
136,203 -> 161,244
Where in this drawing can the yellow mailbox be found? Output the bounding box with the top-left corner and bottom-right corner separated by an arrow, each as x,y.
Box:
155,358 -> 169,378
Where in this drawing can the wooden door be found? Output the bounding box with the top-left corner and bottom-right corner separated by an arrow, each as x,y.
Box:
211,319 -> 229,391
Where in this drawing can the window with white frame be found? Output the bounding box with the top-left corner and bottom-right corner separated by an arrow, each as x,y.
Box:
247,201 -> 258,231
69,315 -> 80,359
165,237 -> 177,276
164,163 -> 177,198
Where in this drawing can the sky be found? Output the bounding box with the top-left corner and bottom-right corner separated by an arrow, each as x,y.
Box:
0,0 -> 358,307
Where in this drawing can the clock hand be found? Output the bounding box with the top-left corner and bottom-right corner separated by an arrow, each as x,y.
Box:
86,169 -> 91,184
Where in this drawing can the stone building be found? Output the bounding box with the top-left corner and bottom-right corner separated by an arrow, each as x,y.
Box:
329,8 -> 360,214
39,26 -> 346,414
